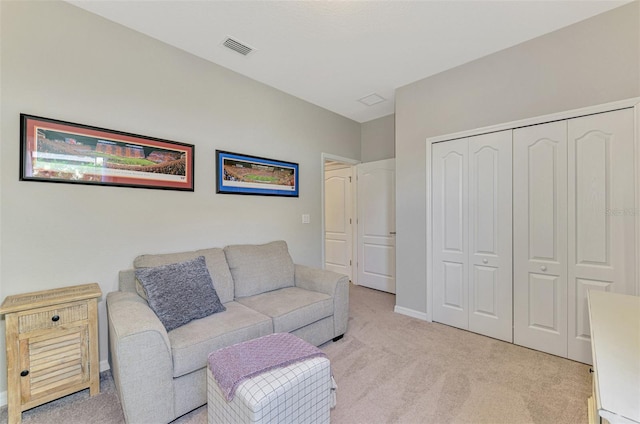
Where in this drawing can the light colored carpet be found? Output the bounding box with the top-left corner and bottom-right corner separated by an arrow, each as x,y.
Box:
0,284 -> 591,423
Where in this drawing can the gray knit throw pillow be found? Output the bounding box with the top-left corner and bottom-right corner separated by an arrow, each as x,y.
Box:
135,256 -> 226,331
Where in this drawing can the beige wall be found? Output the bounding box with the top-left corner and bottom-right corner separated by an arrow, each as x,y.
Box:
361,114 -> 395,162
0,0 -> 360,396
395,2 -> 640,315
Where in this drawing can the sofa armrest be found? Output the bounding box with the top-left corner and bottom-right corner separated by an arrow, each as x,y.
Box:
294,264 -> 349,338
107,291 -> 175,423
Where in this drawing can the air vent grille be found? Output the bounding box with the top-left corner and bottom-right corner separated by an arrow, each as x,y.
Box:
358,93 -> 386,106
223,37 -> 253,56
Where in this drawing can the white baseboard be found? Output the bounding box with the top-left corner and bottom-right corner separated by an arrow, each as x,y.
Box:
0,360 -> 113,408
394,305 -> 429,321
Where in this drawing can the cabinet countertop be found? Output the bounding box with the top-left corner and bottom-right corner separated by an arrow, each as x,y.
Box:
0,283 -> 102,315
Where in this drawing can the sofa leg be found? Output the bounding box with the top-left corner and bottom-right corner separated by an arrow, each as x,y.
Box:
332,334 -> 344,342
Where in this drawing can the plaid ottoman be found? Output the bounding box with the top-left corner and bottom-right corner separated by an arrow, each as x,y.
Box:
207,334 -> 334,424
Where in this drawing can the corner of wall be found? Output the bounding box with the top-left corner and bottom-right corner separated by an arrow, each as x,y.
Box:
394,305 -> 429,321
360,114 -> 396,162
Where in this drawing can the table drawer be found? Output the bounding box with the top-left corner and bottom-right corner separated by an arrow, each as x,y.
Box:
18,302 -> 88,334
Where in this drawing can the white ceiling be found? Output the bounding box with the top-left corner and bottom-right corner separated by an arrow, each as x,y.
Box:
68,0 -> 629,123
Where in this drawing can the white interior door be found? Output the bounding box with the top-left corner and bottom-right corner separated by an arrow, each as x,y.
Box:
567,108 -> 636,363
432,139 -> 469,330
513,121 -> 568,357
324,167 -> 353,280
468,131 -> 513,342
357,159 -> 396,293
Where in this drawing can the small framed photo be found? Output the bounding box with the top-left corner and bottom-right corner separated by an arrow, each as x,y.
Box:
20,114 -> 195,191
216,150 -> 299,197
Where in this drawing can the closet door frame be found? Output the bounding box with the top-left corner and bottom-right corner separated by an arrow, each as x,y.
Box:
425,97 -> 640,324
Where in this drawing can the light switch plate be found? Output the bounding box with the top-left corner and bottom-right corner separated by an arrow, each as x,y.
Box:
302,214 -> 310,224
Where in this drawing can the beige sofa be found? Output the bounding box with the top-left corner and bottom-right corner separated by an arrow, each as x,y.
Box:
107,240 -> 349,423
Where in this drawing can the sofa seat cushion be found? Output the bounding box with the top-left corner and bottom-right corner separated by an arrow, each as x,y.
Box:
236,287 -> 333,334
168,302 -> 272,378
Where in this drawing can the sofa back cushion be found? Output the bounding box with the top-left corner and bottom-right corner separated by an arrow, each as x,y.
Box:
134,247 -> 234,304
224,240 -> 294,298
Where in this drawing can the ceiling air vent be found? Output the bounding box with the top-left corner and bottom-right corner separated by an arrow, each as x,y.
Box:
358,93 -> 386,106
222,37 -> 254,56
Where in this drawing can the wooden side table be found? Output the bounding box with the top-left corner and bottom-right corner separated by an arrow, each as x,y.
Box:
0,283 -> 102,424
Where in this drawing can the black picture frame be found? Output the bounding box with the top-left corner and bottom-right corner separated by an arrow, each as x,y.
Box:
20,114 -> 195,191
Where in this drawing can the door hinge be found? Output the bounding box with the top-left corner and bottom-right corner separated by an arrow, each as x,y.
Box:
349,176 -> 352,182
349,218 -> 352,224
350,260 -> 352,266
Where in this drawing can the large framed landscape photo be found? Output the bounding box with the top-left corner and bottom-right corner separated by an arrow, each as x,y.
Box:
20,114 -> 195,191
216,150 -> 299,197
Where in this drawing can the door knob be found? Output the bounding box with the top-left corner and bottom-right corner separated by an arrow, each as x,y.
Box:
482,259 -> 488,264
541,265 -> 547,272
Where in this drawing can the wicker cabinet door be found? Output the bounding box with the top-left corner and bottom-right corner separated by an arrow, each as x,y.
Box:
19,325 -> 89,406
16,299 -> 92,410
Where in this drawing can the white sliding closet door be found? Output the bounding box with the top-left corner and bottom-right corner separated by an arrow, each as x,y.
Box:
513,121 -> 568,357
432,139 -> 469,330
432,131 -> 512,340
468,131 -> 513,342
567,109 -> 635,363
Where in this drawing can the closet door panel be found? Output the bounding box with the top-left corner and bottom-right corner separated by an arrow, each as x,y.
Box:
513,121 -> 568,357
432,139 -> 469,330
528,274 -> 561,330
468,131 -> 513,342
567,108 -> 635,363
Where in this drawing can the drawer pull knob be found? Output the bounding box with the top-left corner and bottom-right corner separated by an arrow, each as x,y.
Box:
51,315 -> 60,322
20,370 -> 29,377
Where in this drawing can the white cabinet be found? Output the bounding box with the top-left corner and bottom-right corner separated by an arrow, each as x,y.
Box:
588,291 -> 640,424
430,104 -> 637,364
432,131 -> 513,342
